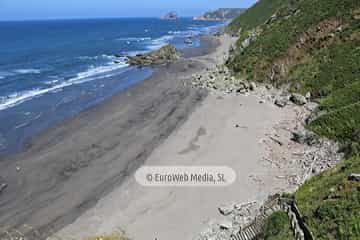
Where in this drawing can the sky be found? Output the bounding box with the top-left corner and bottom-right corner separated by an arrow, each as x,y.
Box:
0,0 -> 257,21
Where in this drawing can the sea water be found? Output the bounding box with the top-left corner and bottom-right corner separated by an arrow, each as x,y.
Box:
0,18 -> 223,155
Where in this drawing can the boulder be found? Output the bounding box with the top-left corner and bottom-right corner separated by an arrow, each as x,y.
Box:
127,44 -> 179,66
241,38 -> 251,49
274,97 -> 288,108
218,205 -> 234,216
290,93 -> 307,105
249,82 -> 256,91
292,130 -> 320,146
348,173 -> 360,182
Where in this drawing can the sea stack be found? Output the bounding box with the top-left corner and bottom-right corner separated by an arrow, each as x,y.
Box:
161,11 -> 178,20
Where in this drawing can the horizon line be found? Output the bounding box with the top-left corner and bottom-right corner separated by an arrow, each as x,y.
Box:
0,16 -> 205,22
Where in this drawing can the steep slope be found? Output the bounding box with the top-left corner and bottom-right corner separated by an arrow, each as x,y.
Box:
226,0 -> 360,239
194,8 -> 246,21
227,0 -> 289,33
227,0 -> 360,146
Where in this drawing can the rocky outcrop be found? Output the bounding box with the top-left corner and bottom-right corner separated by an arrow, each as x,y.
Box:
194,8 -> 246,21
190,65 -> 257,95
290,93 -> 308,105
348,173 -> 360,182
161,12 -> 178,20
127,44 -> 180,66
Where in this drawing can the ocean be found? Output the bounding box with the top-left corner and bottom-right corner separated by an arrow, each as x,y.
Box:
0,18 -> 223,155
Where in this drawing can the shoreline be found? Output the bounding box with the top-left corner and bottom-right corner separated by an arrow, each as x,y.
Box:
55,32 -> 339,240
0,33 -> 219,158
0,34 -> 222,238
55,42 -> 298,239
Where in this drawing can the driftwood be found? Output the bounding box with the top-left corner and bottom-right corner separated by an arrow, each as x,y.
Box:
269,136 -> 284,146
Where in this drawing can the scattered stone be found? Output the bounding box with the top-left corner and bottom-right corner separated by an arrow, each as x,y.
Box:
16,166 -> 21,172
305,92 -> 311,100
274,97 -> 288,108
290,93 -> 307,105
312,166 -> 321,175
259,100 -> 265,104
348,173 -> 360,182
249,82 -> 256,91
218,220 -> 233,230
218,204 -> 234,216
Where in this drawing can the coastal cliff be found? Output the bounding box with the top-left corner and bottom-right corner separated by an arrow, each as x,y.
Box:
193,8 -> 245,21
225,0 -> 360,239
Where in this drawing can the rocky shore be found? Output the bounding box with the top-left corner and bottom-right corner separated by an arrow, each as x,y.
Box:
126,44 -> 180,66
187,63 -> 344,240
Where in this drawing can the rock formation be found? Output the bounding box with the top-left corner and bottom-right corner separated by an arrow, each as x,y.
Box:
127,44 -> 180,66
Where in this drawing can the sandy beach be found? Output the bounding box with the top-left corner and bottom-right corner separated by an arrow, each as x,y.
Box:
0,35 -> 221,237
1,33 -> 300,240
55,35 -> 302,240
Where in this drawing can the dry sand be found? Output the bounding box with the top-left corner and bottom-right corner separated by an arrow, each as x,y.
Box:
0,33 -> 305,240
55,36 -> 298,240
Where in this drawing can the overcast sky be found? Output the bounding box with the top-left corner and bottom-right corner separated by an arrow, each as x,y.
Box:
0,0 -> 257,20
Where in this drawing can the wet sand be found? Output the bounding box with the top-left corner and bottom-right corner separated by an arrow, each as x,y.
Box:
56,35 -> 296,240
0,35 -> 221,239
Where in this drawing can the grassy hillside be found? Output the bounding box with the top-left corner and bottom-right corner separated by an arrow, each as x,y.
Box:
260,211 -> 295,240
227,0 -> 360,238
227,0 -> 289,33
295,156 -> 360,239
227,0 -> 360,147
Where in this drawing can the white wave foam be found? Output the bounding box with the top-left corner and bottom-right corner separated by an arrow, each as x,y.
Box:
13,69 -> 41,74
147,35 -> 174,50
0,71 -> 15,78
116,37 -> 151,42
0,62 -> 129,111
78,54 -> 117,61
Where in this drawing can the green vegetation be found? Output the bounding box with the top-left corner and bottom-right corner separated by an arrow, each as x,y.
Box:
227,0 -> 360,238
228,0 -> 360,147
295,156 -> 360,239
227,0 -> 289,33
289,40 -> 360,97
260,211 -> 295,240
308,102 -> 360,143
227,0 -> 360,83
